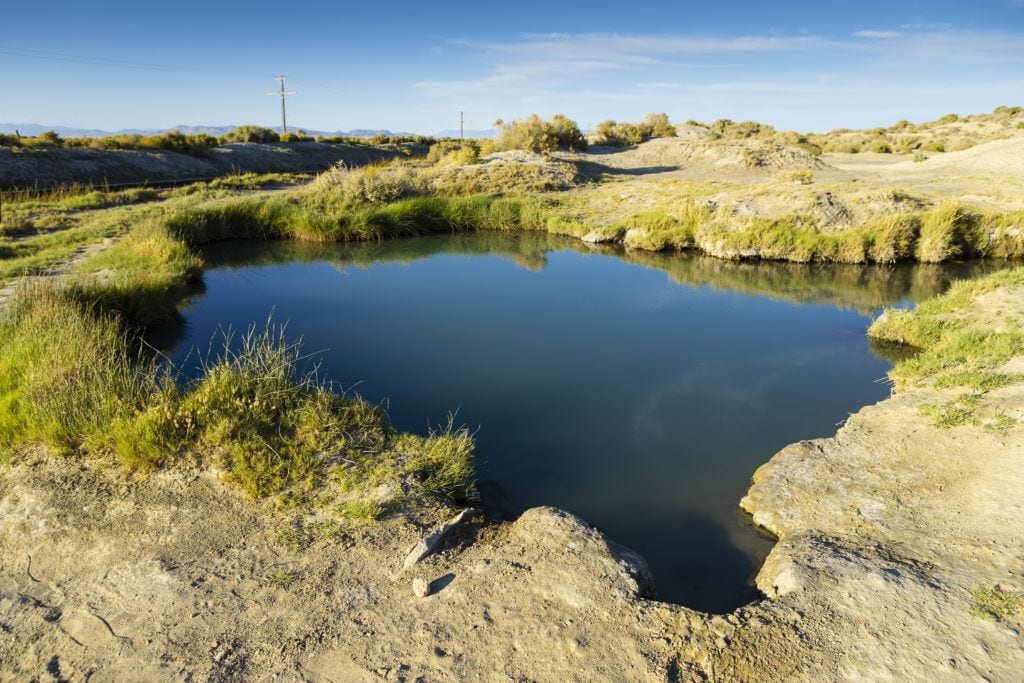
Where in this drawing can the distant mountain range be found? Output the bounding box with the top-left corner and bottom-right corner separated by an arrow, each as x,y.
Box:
1,123 -> 496,139
436,128 -> 498,140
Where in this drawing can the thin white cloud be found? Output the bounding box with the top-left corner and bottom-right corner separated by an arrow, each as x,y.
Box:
853,30 -> 903,39
411,28 -> 1024,130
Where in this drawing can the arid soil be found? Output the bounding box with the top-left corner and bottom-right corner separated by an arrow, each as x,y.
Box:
2,276 -> 1022,681
551,134 -> 1024,232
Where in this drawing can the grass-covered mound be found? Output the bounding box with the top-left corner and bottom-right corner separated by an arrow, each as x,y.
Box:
0,287 -> 475,513
870,266 -> 1024,430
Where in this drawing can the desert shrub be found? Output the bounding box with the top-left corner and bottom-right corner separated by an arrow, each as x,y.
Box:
426,140 -> 480,166
280,131 -> 314,143
590,113 -> 677,146
4,130 -> 220,156
871,141 -> 893,154
318,134 -> 435,146
709,119 -> 771,139
221,125 -> 281,144
703,119 -> 821,153
311,164 -> 431,207
913,152 -> 928,163
433,155 -> 579,195
644,113 -> 677,137
774,169 -> 814,185
485,114 -> 586,153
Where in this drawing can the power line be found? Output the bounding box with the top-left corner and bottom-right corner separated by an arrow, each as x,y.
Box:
266,76 -> 296,134
0,45 -> 354,98
0,45 -> 269,79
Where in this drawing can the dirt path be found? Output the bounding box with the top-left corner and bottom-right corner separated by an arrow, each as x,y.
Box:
0,236 -> 115,309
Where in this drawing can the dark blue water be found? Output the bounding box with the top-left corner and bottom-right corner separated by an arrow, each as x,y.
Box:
159,234 -> 999,612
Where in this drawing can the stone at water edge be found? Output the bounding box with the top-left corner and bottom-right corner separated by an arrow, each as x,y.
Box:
581,229 -> 622,244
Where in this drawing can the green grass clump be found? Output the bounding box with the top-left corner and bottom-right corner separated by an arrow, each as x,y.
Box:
869,266 -> 1024,428
0,289 -> 164,457
262,569 -> 298,589
69,220 -> 204,324
972,587 -> 1024,621
916,203 -> 973,263
0,287 -> 475,506
890,329 -> 1024,388
932,370 -> 1018,392
181,326 -> 389,498
335,498 -> 384,523
392,421 -> 477,500
689,212 -> 920,265
918,401 -> 975,428
918,392 -> 983,428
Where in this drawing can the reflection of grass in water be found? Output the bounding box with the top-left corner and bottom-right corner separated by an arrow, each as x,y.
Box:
195,233 -> 1007,317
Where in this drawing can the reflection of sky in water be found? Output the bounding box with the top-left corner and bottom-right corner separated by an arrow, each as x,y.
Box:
160,235 -> 1001,613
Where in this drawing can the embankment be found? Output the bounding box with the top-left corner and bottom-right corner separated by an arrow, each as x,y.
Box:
0,141 -> 426,189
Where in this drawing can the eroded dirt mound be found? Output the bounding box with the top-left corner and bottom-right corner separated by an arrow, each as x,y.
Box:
889,136 -> 1024,176
577,138 -> 828,172
434,151 -> 581,195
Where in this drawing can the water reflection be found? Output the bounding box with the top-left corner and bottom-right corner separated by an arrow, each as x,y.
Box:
150,233 -> 1009,612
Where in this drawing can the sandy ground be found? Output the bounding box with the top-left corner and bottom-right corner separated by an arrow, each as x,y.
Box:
551,134 -> 1024,230
2,277 -> 1023,681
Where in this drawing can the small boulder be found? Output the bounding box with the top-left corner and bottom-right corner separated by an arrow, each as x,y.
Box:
412,577 -> 430,598
403,508 -> 476,568
581,229 -> 622,244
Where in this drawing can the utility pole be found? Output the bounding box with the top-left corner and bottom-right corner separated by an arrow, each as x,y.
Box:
266,76 -> 296,134
459,111 -> 464,140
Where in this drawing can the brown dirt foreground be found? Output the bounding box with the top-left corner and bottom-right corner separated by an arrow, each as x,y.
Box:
2,300 -> 1024,682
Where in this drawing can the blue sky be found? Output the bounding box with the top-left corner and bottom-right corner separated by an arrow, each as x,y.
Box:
2,0 -> 1023,134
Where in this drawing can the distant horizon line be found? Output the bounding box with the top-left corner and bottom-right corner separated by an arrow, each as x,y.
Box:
2,103 -> 1021,140
0,121 -> 499,139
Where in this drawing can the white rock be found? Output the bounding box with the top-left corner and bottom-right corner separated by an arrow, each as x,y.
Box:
403,508 -> 475,569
